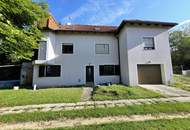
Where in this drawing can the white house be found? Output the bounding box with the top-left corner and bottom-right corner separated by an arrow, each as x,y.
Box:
32,16 -> 177,87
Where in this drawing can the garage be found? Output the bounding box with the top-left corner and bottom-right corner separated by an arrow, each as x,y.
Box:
137,64 -> 162,84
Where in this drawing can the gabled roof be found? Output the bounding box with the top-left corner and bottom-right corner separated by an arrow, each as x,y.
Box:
44,15 -> 177,34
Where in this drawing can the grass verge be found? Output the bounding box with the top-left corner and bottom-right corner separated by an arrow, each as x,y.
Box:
93,84 -> 162,101
0,87 -> 83,107
1,102 -> 190,123
171,74 -> 190,91
47,118 -> 190,130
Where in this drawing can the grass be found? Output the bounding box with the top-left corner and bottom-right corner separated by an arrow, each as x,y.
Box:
171,74 -> 190,91
47,118 -> 190,130
93,84 -> 162,101
1,102 -> 190,123
0,87 -> 83,107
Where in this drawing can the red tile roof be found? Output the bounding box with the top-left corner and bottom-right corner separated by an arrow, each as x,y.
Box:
44,15 -> 177,34
58,24 -> 117,33
44,16 -> 117,33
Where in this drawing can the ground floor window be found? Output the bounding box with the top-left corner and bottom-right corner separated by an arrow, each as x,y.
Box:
99,65 -> 120,76
39,65 -> 61,77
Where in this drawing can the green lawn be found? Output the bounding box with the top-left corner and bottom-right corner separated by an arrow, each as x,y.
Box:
171,74 -> 190,91
1,102 -> 190,123
47,118 -> 190,130
93,84 -> 162,101
0,87 -> 83,107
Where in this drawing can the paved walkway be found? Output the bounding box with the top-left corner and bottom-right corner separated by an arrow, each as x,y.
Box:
1,96 -> 190,115
139,85 -> 190,97
81,87 -> 93,102
1,112 -> 190,130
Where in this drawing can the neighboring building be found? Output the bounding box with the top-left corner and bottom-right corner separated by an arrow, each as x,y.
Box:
32,16 -> 177,87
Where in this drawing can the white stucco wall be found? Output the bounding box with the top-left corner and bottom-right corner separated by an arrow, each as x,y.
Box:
118,27 -> 129,85
33,32 -> 120,87
33,25 -> 173,87
120,26 -> 173,86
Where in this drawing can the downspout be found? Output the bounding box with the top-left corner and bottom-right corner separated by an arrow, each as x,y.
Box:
116,35 -> 122,84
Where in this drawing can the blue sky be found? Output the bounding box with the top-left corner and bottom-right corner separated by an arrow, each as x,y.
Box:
45,0 -> 190,26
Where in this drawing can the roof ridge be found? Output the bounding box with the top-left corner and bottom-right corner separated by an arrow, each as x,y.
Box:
60,24 -> 117,28
45,14 -> 177,33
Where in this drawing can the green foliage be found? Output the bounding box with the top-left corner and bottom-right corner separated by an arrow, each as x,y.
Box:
93,84 -> 162,101
170,31 -> 190,73
0,0 -> 49,62
170,74 -> 190,91
0,88 -> 83,107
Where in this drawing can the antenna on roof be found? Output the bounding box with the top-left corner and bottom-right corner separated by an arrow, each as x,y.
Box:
66,16 -> 72,25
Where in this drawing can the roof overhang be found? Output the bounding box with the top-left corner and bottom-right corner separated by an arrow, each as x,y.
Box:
117,20 -> 178,34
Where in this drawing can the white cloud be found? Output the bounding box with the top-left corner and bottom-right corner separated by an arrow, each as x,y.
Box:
62,0 -> 133,25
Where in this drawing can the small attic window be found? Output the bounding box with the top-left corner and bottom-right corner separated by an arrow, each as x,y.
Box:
143,37 -> 155,50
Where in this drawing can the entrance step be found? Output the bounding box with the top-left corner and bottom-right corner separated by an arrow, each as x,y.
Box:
86,82 -> 94,87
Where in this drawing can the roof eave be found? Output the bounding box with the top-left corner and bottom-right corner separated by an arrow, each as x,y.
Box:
116,20 -> 178,34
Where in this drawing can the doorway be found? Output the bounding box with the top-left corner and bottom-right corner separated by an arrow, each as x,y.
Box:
86,66 -> 94,83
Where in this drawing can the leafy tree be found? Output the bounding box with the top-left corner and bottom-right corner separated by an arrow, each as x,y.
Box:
170,31 -> 190,73
0,0 -> 49,63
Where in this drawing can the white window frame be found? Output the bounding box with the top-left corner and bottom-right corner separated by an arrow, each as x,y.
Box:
143,37 -> 155,50
95,44 -> 109,54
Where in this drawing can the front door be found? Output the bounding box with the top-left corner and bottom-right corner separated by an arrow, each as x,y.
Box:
86,66 -> 94,83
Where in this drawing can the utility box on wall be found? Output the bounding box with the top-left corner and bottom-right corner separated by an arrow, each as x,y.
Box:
182,70 -> 190,77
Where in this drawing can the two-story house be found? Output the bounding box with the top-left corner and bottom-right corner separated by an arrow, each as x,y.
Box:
32,16 -> 177,87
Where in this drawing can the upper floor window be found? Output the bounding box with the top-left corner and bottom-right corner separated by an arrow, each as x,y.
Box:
38,41 -> 47,60
62,43 -> 73,54
33,49 -> 38,60
143,37 -> 155,50
95,44 -> 109,54
39,65 -> 61,77
99,65 -> 120,76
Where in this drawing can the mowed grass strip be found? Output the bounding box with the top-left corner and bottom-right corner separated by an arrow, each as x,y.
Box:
47,118 -> 190,130
1,102 -> 190,123
93,84 -> 163,101
0,87 -> 83,107
171,74 -> 190,91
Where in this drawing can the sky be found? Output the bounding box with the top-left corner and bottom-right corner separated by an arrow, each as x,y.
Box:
45,0 -> 190,26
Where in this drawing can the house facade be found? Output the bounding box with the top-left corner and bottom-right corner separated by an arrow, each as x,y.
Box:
32,16 -> 176,87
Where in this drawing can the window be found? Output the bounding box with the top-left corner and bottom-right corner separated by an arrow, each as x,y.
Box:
99,65 -> 120,76
143,37 -> 155,50
95,44 -> 109,54
39,65 -> 61,77
33,49 -> 38,60
62,43 -> 73,54
38,41 -> 47,60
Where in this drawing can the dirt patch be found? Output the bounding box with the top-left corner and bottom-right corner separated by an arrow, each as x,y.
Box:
1,112 -> 190,130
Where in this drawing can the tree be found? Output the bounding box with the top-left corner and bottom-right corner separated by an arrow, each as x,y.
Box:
170,31 -> 190,73
0,0 -> 49,63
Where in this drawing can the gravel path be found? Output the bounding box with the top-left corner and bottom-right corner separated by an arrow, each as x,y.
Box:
1,112 -> 190,130
81,87 -> 93,101
139,85 -> 190,97
1,97 -> 190,115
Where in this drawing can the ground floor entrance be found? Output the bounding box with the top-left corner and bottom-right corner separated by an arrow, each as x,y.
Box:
86,66 -> 94,84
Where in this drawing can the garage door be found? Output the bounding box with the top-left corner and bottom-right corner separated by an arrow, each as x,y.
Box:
137,65 -> 162,84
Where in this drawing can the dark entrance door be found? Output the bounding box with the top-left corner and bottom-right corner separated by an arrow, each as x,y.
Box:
86,66 -> 94,83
